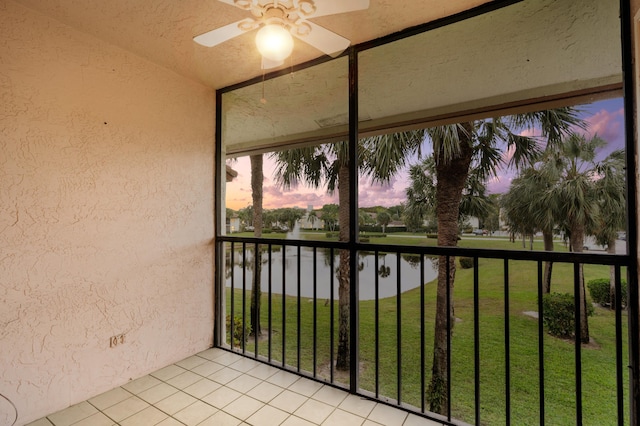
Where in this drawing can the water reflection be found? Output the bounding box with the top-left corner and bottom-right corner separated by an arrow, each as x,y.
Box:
225,245 -> 438,300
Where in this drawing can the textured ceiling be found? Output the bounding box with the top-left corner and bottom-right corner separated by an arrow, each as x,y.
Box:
13,0 -> 493,89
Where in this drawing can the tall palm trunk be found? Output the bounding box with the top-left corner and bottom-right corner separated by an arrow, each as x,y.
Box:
428,124 -> 473,414
568,224 -> 589,343
542,229 -> 554,293
336,164 -> 350,370
250,154 -> 263,336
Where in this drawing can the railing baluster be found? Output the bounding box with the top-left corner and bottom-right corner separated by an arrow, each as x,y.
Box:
254,242 -> 259,358
446,255 -> 452,421
537,261 -> 545,426
268,244 -> 272,362
330,247 -> 335,383
474,256 -> 480,426
375,250 -> 380,398
313,247 -> 317,378
297,245 -> 301,372
615,265 -> 624,425
504,259 -> 511,425
397,251 -> 402,405
350,248 -> 359,393
282,243 -> 287,367
242,242 -> 247,354
573,262 -> 583,425
420,254 -> 425,413
230,242 -> 235,350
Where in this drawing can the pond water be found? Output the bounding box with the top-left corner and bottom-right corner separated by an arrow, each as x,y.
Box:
225,245 -> 438,300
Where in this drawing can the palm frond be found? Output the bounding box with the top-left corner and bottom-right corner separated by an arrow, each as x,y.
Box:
507,133 -> 542,169
359,130 -> 424,183
510,107 -> 586,149
427,123 -> 469,164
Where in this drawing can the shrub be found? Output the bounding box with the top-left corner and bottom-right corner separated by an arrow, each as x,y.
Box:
426,233 -> 438,239
587,278 -> 627,307
587,278 -> 610,305
459,257 -> 474,269
542,293 -> 594,339
226,315 -> 251,345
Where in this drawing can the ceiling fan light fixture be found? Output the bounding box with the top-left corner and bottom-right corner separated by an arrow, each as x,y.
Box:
255,24 -> 294,61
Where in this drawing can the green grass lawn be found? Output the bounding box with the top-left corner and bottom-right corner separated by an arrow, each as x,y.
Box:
224,235 -> 628,425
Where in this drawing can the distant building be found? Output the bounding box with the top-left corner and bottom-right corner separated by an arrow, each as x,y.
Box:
226,216 -> 240,233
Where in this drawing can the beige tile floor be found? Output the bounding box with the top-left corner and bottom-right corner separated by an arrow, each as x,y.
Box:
29,348 -> 444,426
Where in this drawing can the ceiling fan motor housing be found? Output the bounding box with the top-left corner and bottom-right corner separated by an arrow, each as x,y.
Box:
194,0 -> 369,59
247,1 -> 315,36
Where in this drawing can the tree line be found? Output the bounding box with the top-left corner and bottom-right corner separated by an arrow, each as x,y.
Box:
229,204 -> 408,233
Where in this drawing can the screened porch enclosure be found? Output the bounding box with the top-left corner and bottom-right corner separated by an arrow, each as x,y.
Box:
214,0 -> 638,425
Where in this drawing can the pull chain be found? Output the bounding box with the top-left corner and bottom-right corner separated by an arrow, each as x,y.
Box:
260,59 -> 267,104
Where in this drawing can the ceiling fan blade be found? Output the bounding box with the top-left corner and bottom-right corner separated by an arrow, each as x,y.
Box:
294,21 -> 350,57
308,0 -> 369,18
193,18 -> 255,47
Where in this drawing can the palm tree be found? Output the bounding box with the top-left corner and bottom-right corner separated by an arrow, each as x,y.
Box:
420,120 -> 536,412
541,133 -> 606,342
272,132 -> 423,370
376,210 -> 391,232
238,205 -> 253,230
321,204 -> 339,231
359,209 -> 373,228
459,168 -> 492,226
250,154 -> 263,336
413,108 -> 582,414
406,156 -> 491,234
592,150 -> 626,308
502,165 -> 558,292
483,194 -> 501,235
307,210 -> 319,230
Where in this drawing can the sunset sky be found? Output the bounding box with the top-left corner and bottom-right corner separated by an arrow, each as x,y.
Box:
225,97 -> 626,211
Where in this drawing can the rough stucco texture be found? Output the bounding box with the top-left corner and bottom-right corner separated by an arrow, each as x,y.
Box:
0,1 -> 215,424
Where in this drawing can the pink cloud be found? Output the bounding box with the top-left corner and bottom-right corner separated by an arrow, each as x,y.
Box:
487,172 -> 515,194
357,173 -> 411,207
262,184 -> 337,209
583,108 -> 624,143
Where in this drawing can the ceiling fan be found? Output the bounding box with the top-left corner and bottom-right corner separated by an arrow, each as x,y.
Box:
194,0 -> 370,68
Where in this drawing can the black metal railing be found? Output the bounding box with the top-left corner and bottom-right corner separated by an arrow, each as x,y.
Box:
216,236 -> 632,425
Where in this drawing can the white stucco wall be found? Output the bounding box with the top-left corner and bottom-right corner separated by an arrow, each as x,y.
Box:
0,1 -> 215,424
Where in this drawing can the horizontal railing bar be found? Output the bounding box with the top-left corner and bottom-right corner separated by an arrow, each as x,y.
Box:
220,235 -> 348,250
219,236 -> 629,266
